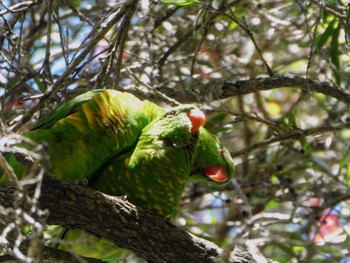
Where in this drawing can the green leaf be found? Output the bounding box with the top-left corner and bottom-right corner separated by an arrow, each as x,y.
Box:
204,112 -> 229,130
339,147 -> 350,172
265,198 -> 279,209
331,23 -> 341,85
70,0 -> 81,8
194,8 -> 206,33
22,225 -> 31,234
298,137 -> 312,156
278,110 -> 299,130
34,77 -> 46,93
161,0 -> 196,6
316,18 -> 337,50
311,156 -> 332,174
345,162 -> 350,185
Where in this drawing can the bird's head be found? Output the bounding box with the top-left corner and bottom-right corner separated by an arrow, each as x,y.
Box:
145,105 -> 206,148
190,128 -> 234,187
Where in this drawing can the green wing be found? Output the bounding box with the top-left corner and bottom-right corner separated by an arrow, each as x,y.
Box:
32,90 -> 100,130
92,104 -> 203,218
3,90 -> 163,182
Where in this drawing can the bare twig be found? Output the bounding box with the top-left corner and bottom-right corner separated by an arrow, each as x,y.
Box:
0,0 -> 42,16
157,0 -> 241,70
310,0 -> 347,19
124,66 -> 180,105
12,5 -> 127,131
226,13 -> 274,77
40,0 -> 54,84
113,0 -> 139,87
0,152 -> 21,189
232,121 -> 350,157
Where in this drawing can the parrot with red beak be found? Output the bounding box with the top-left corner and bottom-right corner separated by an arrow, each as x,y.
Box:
2,89 -> 233,217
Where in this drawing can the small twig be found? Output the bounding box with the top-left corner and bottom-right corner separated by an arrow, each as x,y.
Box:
0,152 -> 21,190
12,5 -> 126,131
157,0 -> 239,69
310,0 -> 347,19
53,8 -> 70,67
225,12 -> 274,77
202,75 -> 350,106
153,6 -> 180,29
62,0 -> 93,26
40,0 -> 54,84
232,122 -> 350,157
124,66 -> 180,105
95,0 -> 139,88
0,0 -> 42,16
228,112 -> 289,132
190,7 -> 211,76
158,27 -> 195,68
114,0 -> 139,87
305,1 -> 322,95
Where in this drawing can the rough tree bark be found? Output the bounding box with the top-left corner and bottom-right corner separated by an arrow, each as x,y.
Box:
146,74 -> 350,105
0,176 -> 256,263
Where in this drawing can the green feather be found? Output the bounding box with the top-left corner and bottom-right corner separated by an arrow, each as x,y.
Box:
92,126 -> 234,218
93,104 -> 200,218
10,90 -> 161,181
190,127 -> 234,187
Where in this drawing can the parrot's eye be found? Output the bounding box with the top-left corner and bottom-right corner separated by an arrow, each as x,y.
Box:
219,148 -> 225,157
167,111 -> 176,118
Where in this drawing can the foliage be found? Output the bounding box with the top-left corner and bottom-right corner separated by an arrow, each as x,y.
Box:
1,0 -> 350,262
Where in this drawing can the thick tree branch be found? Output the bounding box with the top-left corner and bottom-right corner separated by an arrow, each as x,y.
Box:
221,75 -> 350,105
153,75 -> 350,105
0,245 -> 106,263
0,176 -> 256,263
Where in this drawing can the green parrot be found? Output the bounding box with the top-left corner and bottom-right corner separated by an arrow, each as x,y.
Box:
2,89 -> 234,262
93,126 -> 234,217
2,90 -> 233,218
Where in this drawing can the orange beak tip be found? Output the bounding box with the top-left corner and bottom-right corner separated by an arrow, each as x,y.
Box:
188,108 -> 206,133
203,166 -> 228,183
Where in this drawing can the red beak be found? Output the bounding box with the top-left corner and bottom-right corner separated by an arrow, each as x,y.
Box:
203,166 -> 228,182
188,108 -> 206,133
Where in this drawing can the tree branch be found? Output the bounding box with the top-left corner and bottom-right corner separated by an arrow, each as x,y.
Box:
0,176 -> 256,263
0,244 -> 106,263
125,74 -> 350,106
185,74 -> 350,105
232,122 -> 350,157
12,2 -> 129,131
